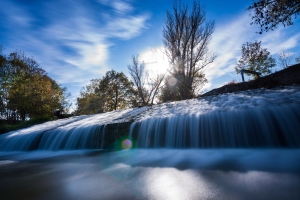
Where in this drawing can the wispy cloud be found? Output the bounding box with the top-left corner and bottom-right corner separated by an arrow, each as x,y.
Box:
106,15 -> 149,39
203,12 -> 300,90
112,1 -> 133,14
205,14 -> 256,80
0,1 -> 33,28
0,0 -> 149,98
261,31 -> 300,54
1,0 -> 299,100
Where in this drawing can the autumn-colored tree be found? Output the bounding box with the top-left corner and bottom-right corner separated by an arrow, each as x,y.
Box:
248,0 -> 300,33
235,41 -> 276,79
0,49 -> 70,121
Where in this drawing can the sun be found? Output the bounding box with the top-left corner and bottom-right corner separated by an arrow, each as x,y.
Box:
140,47 -> 170,77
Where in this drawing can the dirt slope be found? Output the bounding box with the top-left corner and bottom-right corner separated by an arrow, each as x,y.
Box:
202,63 -> 300,97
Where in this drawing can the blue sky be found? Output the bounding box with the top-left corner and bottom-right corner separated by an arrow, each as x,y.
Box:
1,0 -> 300,108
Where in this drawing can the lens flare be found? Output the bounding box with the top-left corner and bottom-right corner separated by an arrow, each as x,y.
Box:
168,77 -> 177,86
122,139 -> 132,149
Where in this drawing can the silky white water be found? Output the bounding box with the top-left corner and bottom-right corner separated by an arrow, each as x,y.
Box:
0,85 -> 300,150
1,86 -> 300,199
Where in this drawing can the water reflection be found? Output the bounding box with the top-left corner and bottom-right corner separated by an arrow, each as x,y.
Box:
0,149 -> 300,200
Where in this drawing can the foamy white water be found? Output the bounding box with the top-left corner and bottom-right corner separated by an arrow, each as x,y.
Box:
0,86 -> 300,199
0,85 -> 299,150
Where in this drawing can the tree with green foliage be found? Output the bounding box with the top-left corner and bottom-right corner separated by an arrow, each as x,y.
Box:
0,49 -> 70,121
76,79 -> 104,115
248,0 -> 300,33
162,0 -> 216,100
99,70 -> 137,111
76,70 -> 137,115
235,41 -> 276,79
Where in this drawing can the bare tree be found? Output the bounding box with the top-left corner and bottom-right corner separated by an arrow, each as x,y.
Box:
278,50 -> 294,68
148,73 -> 165,105
128,55 -> 147,105
296,55 -> 300,63
128,55 -> 165,106
163,0 -> 216,100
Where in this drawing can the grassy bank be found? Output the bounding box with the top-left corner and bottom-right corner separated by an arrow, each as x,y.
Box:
0,117 -> 54,134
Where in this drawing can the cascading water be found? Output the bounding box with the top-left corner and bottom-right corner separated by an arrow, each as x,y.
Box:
0,108 -> 147,151
131,104 -> 300,148
130,85 -> 300,148
0,85 -> 300,151
1,86 -> 300,200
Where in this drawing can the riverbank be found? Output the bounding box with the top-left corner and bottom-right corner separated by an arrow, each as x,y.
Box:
202,63 -> 300,97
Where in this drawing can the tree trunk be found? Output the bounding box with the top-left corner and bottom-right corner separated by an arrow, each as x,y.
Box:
114,86 -> 118,110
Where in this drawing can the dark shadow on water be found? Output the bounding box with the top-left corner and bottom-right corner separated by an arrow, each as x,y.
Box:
1,148 -> 300,200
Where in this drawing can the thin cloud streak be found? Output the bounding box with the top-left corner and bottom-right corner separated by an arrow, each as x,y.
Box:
112,1 -> 133,14
1,0 -> 299,101
262,32 -> 300,55
206,14 -> 256,80
0,0 -> 149,98
203,12 -> 300,91
106,15 -> 149,39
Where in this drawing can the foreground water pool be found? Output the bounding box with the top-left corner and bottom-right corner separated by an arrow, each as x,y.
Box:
0,149 -> 299,200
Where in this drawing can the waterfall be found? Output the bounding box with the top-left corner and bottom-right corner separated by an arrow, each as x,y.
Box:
130,104 -> 300,148
0,123 -> 105,151
0,108 -> 141,151
0,86 -> 300,151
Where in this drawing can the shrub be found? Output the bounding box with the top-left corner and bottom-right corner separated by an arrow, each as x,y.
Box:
226,80 -> 238,86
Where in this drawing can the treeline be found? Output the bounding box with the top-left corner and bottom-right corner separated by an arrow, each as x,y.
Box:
76,52 -> 205,115
76,54 -> 167,115
76,0 -> 300,116
77,0 -> 215,115
76,1 -> 215,115
76,67 -> 166,115
0,46 -> 70,122
3,0 -> 299,119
